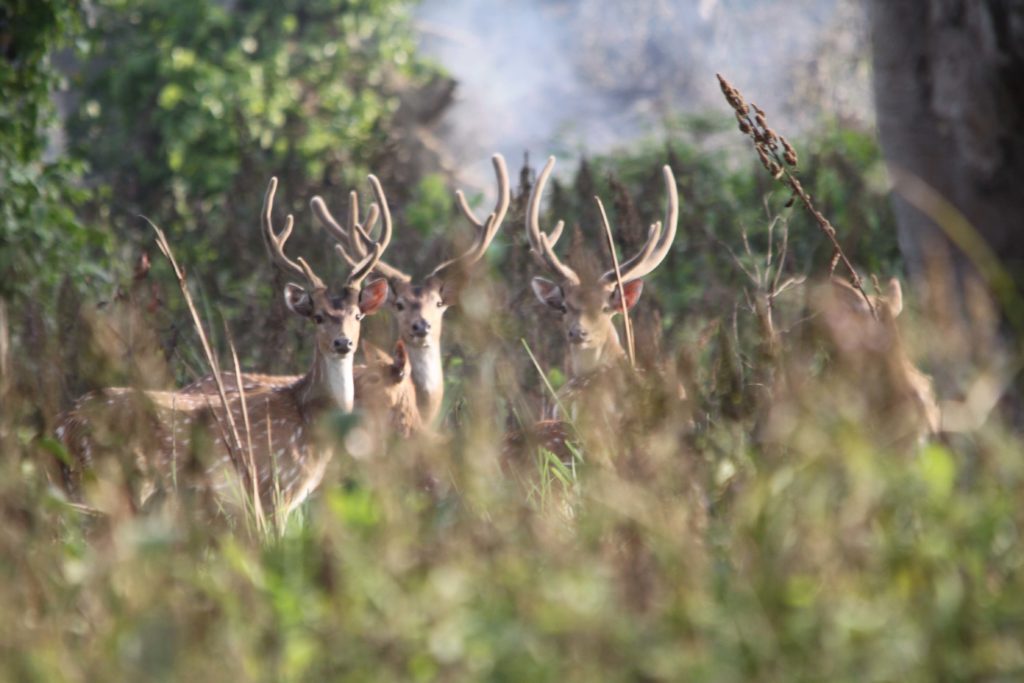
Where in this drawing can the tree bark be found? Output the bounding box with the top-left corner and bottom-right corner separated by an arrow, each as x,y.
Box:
868,1 -> 1024,293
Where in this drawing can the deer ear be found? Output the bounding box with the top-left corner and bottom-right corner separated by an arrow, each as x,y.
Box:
531,277 -> 564,311
283,283 -> 314,317
391,340 -> 409,381
359,278 -> 389,314
361,340 -> 390,367
609,279 -> 644,311
885,278 -> 903,317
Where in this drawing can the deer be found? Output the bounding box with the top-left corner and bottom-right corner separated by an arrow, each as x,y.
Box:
524,155 -> 679,421
806,276 -> 941,448
310,153 -> 511,425
54,176 -> 390,517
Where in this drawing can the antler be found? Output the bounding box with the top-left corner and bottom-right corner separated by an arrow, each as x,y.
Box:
262,177 -> 325,290
311,175 -> 410,283
599,164 -> 678,285
428,153 -> 511,279
526,156 -> 579,285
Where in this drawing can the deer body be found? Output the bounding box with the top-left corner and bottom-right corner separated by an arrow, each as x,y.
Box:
526,156 -> 678,422
55,176 -> 390,514
59,351 -> 347,514
770,277 -> 941,451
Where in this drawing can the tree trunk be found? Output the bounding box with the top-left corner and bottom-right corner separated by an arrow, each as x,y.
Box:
867,1 -> 1024,296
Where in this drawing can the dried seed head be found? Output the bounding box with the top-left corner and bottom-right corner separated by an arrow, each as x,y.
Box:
717,74 -> 749,115
755,113 -> 767,130
829,249 -> 841,275
780,136 -> 798,165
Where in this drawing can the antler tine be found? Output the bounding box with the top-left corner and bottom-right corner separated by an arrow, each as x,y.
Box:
526,156 -> 580,284
263,177 -> 325,289
429,154 -> 511,279
352,202 -> 380,251
345,241 -> 383,289
601,164 -> 679,284
312,178 -> 407,281
310,194 -> 353,263
310,191 -> 372,261
599,220 -> 662,286
364,174 -> 410,282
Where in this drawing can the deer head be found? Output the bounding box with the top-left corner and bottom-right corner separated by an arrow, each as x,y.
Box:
812,276 -> 939,443
526,156 -> 679,376
263,176 -> 389,371
311,154 -> 510,422
816,277 -> 904,356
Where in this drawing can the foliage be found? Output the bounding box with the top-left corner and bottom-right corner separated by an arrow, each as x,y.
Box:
587,121 -> 901,319
0,0 -> 110,302
64,0 -> 436,357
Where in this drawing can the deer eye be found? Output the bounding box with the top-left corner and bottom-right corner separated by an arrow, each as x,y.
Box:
313,314 -> 324,324
395,301 -> 405,312
355,312 -> 365,321
436,300 -> 444,308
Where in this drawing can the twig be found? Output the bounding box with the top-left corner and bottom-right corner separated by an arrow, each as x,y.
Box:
594,196 -> 636,367
717,73 -> 877,318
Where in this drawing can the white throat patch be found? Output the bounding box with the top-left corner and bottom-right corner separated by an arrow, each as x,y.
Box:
324,354 -> 355,412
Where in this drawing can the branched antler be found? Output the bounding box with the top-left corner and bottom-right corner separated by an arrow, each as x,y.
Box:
311,175 -> 409,283
262,177 -> 326,291
429,153 -> 511,279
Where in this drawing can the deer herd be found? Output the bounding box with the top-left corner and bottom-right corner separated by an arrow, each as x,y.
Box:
53,153 -> 943,517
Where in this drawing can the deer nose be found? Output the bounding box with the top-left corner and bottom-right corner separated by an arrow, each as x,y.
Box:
568,325 -> 589,343
411,319 -> 430,337
333,337 -> 353,355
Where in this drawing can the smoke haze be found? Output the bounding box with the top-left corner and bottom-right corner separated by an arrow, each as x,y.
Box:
416,0 -> 872,180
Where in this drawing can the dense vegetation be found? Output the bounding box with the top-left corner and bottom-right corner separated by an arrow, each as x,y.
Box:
2,1 -> 1020,681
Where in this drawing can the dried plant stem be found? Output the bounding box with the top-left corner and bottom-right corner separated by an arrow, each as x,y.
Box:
225,322 -> 265,534
146,218 -> 255,506
595,196 -> 636,367
520,338 -> 581,441
717,73 -> 876,318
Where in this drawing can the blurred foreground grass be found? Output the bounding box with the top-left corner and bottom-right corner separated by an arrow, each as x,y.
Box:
3,283 -> 1024,682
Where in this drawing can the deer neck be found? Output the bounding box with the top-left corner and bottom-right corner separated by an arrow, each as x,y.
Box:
294,347 -> 355,414
408,343 -> 444,424
569,328 -> 624,378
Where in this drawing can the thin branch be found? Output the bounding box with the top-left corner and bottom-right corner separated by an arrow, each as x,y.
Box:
595,196 -> 635,367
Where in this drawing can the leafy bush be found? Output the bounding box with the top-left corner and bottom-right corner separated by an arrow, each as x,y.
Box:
0,0 -> 110,303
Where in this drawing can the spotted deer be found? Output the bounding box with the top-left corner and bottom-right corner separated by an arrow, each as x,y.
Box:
354,339 -> 422,439
311,153 -> 510,425
525,156 -> 679,420
809,277 -> 940,447
55,177 -> 390,516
